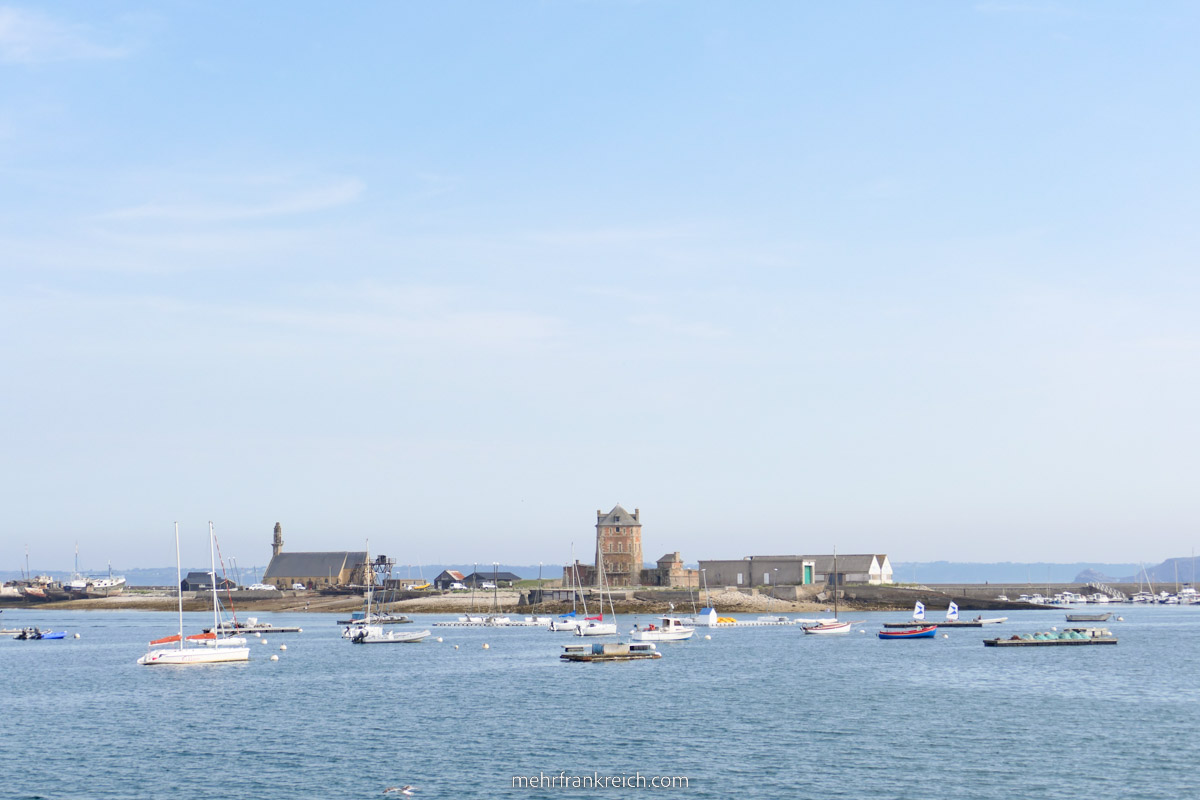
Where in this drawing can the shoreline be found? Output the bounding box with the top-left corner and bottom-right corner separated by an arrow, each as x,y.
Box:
0,584 -> 1056,615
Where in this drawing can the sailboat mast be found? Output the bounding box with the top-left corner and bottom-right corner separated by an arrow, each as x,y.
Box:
833,548 -> 838,620
365,539 -> 372,620
210,522 -> 220,635
174,522 -> 184,650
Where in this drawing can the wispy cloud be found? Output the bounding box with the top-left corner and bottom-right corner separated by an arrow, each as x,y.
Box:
0,7 -> 127,64
519,224 -> 695,247
100,178 -> 365,223
629,313 -> 729,341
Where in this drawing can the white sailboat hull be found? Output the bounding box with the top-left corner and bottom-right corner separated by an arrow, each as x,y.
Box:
629,628 -> 694,641
574,622 -> 618,636
802,621 -> 852,635
137,645 -> 250,665
347,624 -> 431,644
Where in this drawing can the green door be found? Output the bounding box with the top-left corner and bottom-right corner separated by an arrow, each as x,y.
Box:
803,564 -> 813,584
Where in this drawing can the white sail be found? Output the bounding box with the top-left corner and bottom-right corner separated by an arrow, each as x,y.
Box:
913,601 -> 925,620
946,601 -> 959,621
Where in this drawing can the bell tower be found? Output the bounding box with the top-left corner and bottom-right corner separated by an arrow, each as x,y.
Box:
272,522 -> 283,557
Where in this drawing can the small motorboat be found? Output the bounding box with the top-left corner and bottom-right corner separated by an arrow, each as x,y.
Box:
13,627 -> 66,640
630,616 -> 695,642
878,625 -> 939,640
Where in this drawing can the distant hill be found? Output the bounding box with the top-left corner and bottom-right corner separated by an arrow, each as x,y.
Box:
1115,557 -> 1200,586
891,561 -> 1141,585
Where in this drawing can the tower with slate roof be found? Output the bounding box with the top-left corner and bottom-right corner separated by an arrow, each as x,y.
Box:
594,505 -> 643,587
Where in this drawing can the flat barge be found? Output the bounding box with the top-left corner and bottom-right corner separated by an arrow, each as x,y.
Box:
984,627 -> 1116,647
561,642 -> 661,662
884,617 -> 1007,628
336,614 -> 412,625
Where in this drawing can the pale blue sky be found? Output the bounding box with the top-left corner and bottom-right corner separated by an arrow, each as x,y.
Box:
3,1 -> 1199,571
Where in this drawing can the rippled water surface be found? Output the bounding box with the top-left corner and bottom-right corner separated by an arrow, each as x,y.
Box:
2,606 -> 1198,799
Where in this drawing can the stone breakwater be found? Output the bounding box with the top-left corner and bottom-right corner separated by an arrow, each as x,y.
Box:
0,584 -> 1054,614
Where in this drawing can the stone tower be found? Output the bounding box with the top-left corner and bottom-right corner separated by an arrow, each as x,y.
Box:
595,505 -> 643,587
272,522 -> 283,557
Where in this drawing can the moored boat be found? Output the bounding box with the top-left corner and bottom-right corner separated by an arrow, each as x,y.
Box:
802,620 -> 853,635
13,627 -> 67,640
1065,612 -> 1111,622
343,541 -> 431,644
878,625 -> 939,640
138,522 -> 250,666
630,616 -> 695,642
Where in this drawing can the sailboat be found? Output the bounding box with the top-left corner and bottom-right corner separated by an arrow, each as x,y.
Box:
549,555 -> 582,632
344,541 -> 431,644
137,523 -> 250,666
945,601 -> 959,622
913,601 -> 926,621
803,550 -> 853,635
190,523 -> 248,647
574,547 -> 617,637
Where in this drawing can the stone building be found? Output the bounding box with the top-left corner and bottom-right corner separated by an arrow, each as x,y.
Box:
643,552 -> 700,588
260,522 -> 369,589
698,554 -> 893,588
563,506 -> 697,588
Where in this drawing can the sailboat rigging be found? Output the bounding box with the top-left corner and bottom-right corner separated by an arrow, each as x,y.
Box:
137,522 -> 250,666
802,549 -> 854,635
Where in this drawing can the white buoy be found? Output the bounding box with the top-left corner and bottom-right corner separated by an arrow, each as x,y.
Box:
73,633 -> 80,639
483,643 -> 490,650
859,630 -> 866,634
297,628 -> 303,633
269,654 -> 279,661
261,639 -> 269,645
436,637 -> 443,643
279,644 -> 286,651
704,635 -> 711,640
1051,627 -> 1057,632
1117,617 -> 1124,621
453,645 -> 459,650
255,632 -> 262,638
942,633 -> 949,639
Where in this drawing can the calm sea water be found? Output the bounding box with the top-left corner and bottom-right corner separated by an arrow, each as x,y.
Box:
2,605 -> 1198,799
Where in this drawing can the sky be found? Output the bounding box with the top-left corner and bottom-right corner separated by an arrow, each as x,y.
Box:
3,1 -> 1199,572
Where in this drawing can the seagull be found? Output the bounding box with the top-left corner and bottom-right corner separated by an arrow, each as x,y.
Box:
384,787 -> 415,797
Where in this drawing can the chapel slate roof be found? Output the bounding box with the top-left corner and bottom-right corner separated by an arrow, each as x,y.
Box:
262,551 -> 367,580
